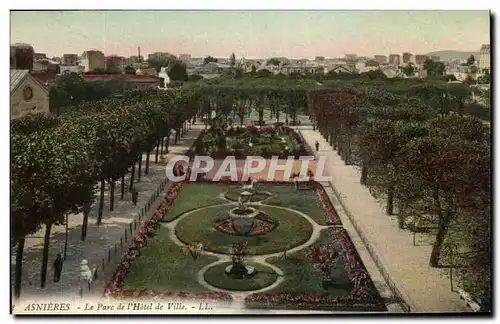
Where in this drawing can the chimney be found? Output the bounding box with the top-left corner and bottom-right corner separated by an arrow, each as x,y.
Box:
138,47 -> 141,59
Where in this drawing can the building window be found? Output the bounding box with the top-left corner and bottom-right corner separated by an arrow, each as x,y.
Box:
23,86 -> 33,101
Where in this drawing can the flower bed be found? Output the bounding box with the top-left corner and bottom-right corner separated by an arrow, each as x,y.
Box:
104,170 -> 232,302
244,228 -> 386,311
196,125 -> 312,159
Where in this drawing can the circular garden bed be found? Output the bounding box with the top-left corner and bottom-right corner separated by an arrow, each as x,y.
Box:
204,262 -> 278,291
175,205 -> 313,255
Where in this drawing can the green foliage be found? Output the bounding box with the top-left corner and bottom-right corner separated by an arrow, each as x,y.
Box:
466,54 -> 476,65
167,60 -> 188,81
423,59 -> 445,78
203,56 -> 218,64
402,63 -> 415,76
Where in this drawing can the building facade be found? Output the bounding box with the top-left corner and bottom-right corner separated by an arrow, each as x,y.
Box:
374,55 -> 388,64
479,44 -> 490,72
430,55 -> 441,62
402,52 -> 413,64
106,55 -> 125,73
62,54 -> 79,66
81,50 -> 105,72
388,54 -> 401,66
415,55 -> 429,66
148,52 -> 176,61
10,70 -> 50,120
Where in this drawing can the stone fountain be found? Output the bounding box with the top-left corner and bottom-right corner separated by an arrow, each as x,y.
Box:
229,191 -> 258,236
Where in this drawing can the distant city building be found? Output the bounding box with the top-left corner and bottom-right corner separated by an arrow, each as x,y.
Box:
33,59 -> 60,73
105,55 -> 125,73
374,55 -> 388,64
388,54 -> 401,65
430,55 -> 440,62
415,54 -> 429,65
81,50 -> 105,72
148,52 -> 176,61
62,54 -> 79,66
10,70 -> 50,120
178,54 -> 191,62
402,52 -> 413,64
479,44 -> 490,72
60,65 -> 84,74
34,53 -> 47,60
11,43 -> 35,70
127,55 -> 144,65
344,53 -> 357,61
315,56 -> 325,61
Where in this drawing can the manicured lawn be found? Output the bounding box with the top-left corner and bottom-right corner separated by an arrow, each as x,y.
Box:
162,183 -> 228,222
257,230 -> 352,297
175,205 -> 313,255
204,262 -> 278,291
245,229 -> 387,311
256,183 -> 330,225
121,228 -> 219,292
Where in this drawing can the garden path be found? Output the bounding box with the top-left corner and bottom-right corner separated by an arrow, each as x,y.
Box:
12,125 -> 204,304
164,191 -> 401,313
299,128 -> 470,312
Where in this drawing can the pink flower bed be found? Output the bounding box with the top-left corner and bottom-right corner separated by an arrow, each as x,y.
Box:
104,170 -> 231,302
245,228 -> 384,310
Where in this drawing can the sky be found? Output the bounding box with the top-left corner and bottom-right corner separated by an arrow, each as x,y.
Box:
10,10 -> 490,59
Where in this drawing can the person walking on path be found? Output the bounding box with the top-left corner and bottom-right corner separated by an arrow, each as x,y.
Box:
79,259 -> 93,297
131,188 -> 138,206
315,140 -> 319,152
52,254 -> 63,283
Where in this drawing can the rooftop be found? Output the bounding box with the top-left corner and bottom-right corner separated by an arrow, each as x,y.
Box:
10,69 -> 29,93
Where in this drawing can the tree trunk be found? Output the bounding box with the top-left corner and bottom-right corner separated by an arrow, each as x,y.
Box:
160,137 -> 164,156
129,162 -> 136,192
40,221 -> 52,288
386,184 -> 395,215
276,111 -> 280,123
81,203 -> 90,241
137,153 -> 142,182
145,150 -> 151,175
109,177 -> 115,211
165,134 -> 170,153
120,175 -> 125,200
329,131 -> 334,147
155,138 -> 160,163
97,179 -> 105,225
63,214 -> 69,260
240,114 -> 244,126
174,129 -> 179,145
259,109 -> 264,124
14,237 -> 25,299
430,211 -> 452,267
360,164 -> 368,185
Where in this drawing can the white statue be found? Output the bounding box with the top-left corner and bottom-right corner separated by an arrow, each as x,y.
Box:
242,178 -> 254,191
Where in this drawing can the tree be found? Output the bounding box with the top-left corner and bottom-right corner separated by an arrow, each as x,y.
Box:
423,59 -> 445,78
477,70 -> 490,84
229,53 -> 236,67
466,54 -> 476,65
147,57 -> 174,73
203,56 -> 218,64
167,60 -> 188,81
442,74 -> 457,82
124,65 -> 136,75
266,58 -> 281,66
402,63 -> 415,77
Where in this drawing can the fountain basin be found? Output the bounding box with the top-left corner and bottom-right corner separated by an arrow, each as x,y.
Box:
225,264 -> 255,278
229,206 -> 259,218
229,207 -> 258,235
